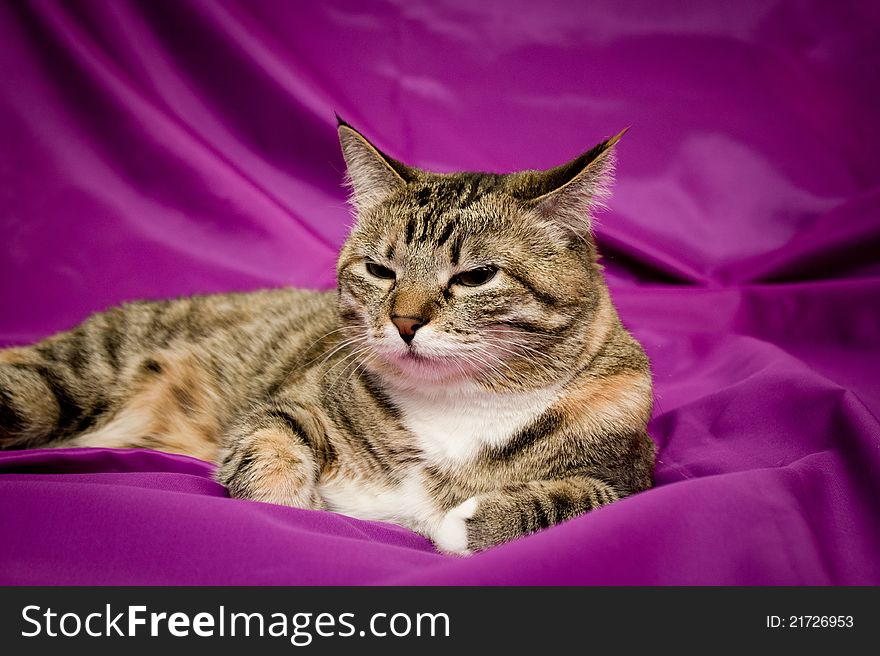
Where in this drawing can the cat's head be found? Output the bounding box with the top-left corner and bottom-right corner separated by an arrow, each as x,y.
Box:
335,117 -> 624,392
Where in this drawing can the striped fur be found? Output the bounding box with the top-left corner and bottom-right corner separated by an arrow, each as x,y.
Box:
0,120 -> 654,553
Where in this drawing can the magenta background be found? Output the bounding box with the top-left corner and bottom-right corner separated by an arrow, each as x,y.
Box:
1,0 -> 879,584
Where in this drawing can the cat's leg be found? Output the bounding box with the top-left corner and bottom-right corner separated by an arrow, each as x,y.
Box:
433,476 -> 620,555
0,344 -> 107,449
216,398 -> 325,509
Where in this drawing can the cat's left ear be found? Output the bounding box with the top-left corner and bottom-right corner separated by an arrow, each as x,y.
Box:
520,128 -> 627,235
337,116 -> 417,212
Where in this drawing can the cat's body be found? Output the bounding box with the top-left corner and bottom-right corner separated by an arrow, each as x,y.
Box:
0,120 -> 655,554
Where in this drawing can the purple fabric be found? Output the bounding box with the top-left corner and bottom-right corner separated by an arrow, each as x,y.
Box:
1,0 -> 878,585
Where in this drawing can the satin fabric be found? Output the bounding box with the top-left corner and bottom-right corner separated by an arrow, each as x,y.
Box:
1,0 -> 878,584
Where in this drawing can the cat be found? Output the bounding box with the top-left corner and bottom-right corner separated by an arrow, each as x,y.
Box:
0,117 -> 655,554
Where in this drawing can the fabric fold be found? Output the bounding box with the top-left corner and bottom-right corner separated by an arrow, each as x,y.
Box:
1,0 -> 878,585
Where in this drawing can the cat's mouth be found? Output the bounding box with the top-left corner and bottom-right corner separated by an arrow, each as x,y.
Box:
377,342 -> 477,382
399,346 -> 431,362
390,345 -> 452,366
366,325 -> 489,383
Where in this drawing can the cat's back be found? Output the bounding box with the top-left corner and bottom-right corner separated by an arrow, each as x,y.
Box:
127,286 -> 335,331
131,286 -> 342,384
38,285 -> 341,404
83,286 -> 338,353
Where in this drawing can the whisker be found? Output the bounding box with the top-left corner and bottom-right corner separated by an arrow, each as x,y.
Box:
480,337 -> 558,366
462,346 -> 513,383
331,345 -> 375,386
342,351 -> 379,389
485,338 -> 558,362
323,342 -> 373,384
314,335 -> 371,369
300,328 -> 366,368
277,324 -> 365,388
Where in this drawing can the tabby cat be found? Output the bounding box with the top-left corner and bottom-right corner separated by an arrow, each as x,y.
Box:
0,118 -> 654,554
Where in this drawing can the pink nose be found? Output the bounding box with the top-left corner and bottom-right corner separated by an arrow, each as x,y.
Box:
391,316 -> 424,344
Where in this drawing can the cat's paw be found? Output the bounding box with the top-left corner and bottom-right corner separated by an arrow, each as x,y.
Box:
216,439 -> 319,509
433,496 -> 479,556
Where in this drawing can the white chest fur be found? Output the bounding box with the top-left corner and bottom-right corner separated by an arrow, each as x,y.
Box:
392,384 -> 560,467
317,384 -> 560,534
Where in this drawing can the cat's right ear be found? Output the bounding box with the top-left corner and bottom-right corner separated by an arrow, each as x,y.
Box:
337,116 -> 415,212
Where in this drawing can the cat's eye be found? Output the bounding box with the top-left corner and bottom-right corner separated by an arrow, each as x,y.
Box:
452,266 -> 498,287
365,261 -> 396,280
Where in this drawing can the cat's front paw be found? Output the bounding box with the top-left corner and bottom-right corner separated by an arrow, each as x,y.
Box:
433,497 -> 479,556
216,436 -> 320,509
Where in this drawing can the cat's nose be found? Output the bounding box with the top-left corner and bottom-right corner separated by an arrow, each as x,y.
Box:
391,315 -> 425,344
